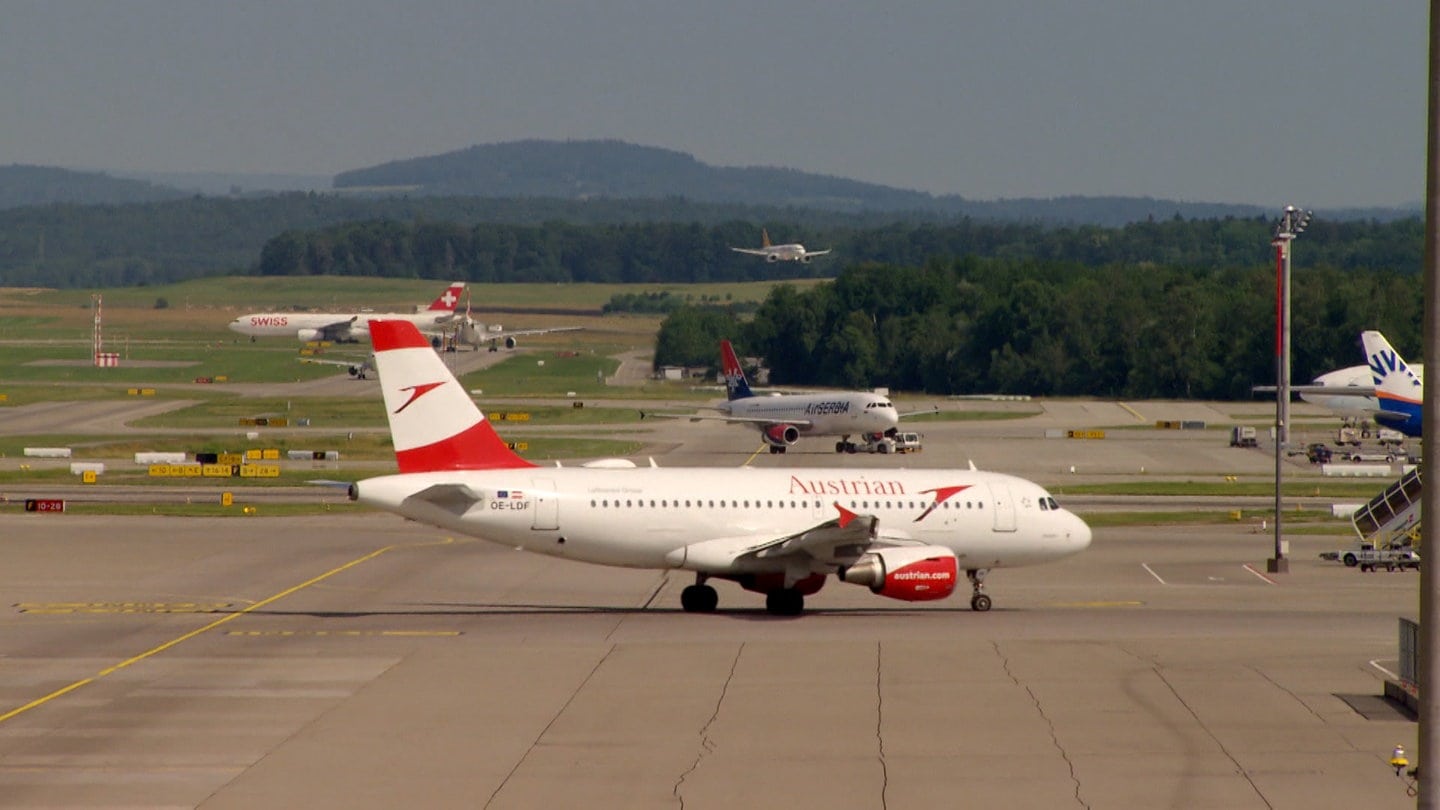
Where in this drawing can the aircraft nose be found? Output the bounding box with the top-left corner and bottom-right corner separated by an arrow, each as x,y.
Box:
1069,513 -> 1093,553
227,319 -> 244,333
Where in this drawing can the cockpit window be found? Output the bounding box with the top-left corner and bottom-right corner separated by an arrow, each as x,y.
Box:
1044,497 -> 1061,510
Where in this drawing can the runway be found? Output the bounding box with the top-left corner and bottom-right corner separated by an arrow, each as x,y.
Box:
0,509 -> 1417,809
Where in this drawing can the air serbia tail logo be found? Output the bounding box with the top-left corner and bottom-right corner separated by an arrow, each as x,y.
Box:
395,381 -> 444,414
914,485 -> 972,522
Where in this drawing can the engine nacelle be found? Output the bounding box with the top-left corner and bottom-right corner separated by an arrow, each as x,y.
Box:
504,336 -> 517,349
763,424 -> 800,447
766,253 -> 780,263
840,546 -> 958,602
297,328 -> 323,342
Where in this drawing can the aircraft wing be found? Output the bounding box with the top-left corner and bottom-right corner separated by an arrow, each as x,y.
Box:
898,405 -> 940,419
1253,384 -> 1376,397
804,249 -> 832,257
670,504 -> 894,573
312,317 -> 362,341
400,483 -> 484,517
730,248 -> 770,256
488,326 -> 584,341
638,411 -> 814,428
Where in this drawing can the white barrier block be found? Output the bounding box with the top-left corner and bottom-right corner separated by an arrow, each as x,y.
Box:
1331,503 -> 1362,519
135,452 -> 188,464
1320,464 -> 1392,477
69,462 -> 105,475
24,447 -> 72,458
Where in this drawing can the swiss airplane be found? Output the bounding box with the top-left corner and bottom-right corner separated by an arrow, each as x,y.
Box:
730,228 -> 831,263
229,282 -> 468,344
349,320 -> 1091,615
646,340 -> 926,454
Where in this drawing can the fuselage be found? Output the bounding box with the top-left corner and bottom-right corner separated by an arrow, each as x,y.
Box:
228,311 -> 455,341
352,466 -> 1091,573
1300,365 -> 1376,419
726,392 -> 899,437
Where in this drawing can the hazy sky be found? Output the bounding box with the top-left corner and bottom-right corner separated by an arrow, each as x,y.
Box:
1,1 -> 1427,207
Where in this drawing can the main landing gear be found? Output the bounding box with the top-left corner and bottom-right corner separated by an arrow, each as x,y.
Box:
764,589 -> 804,616
836,435 -> 856,453
968,568 -> 992,612
680,574 -> 718,613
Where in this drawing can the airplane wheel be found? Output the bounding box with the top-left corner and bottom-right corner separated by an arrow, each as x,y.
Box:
681,584 -> 718,613
836,442 -> 846,453
971,594 -> 992,612
765,590 -> 804,616
1342,553 -> 1358,567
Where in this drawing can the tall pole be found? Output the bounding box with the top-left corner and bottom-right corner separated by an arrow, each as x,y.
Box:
1270,236 -> 1287,573
1416,0 -> 1440,803
1268,210 -> 1306,574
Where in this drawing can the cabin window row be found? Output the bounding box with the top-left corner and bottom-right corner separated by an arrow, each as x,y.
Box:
586,498 -> 987,510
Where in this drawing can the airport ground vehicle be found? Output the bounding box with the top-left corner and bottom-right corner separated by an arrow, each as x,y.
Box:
891,432 -> 923,453
1229,426 -> 1258,448
1319,541 -> 1420,571
1304,443 -> 1333,464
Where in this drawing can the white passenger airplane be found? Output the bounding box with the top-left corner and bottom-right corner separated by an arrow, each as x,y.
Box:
1287,331 -> 1425,428
229,282 -> 468,344
349,320 -> 1091,615
647,340 -> 928,453
730,228 -> 831,263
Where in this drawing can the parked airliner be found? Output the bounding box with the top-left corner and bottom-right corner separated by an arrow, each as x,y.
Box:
349,320 -> 1090,615
1364,330 -> 1424,436
647,340 -> 931,453
229,282 -> 467,343
1286,331 -> 1425,430
730,228 -> 830,263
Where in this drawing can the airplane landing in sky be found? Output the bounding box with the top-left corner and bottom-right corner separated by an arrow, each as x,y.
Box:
730,228 -> 830,263
350,320 -> 1090,615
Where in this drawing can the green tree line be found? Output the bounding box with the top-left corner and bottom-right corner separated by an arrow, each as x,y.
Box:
0,191 -> 1425,292
654,259 -> 1422,399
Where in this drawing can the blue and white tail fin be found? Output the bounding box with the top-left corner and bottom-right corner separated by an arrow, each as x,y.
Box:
1362,330 -> 1423,437
719,339 -> 754,401
370,320 -> 535,472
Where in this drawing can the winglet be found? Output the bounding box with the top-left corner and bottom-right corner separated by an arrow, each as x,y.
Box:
370,320 -> 536,472
835,502 -> 858,529
719,339 -> 755,401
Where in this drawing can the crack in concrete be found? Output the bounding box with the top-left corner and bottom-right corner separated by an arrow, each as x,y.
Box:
1152,667 -> 1275,810
993,641 -> 1089,809
673,643 -> 744,809
484,644 -> 614,809
876,641 -> 889,810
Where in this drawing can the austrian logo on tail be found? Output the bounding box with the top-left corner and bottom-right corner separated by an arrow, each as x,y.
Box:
914,485 -> 973,522
395,381 -> 444,414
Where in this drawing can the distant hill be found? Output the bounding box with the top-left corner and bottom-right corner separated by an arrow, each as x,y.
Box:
0,165 -> 188,209
332,139 -> 1418,226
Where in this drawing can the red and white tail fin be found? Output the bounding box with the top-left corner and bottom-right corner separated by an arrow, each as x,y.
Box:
427,282 -> 466,312
760,228 -> 772,248
369,320 -> 534,472
719,339 -> 754,401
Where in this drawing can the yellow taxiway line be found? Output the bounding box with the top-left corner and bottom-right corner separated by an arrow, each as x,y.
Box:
0,542 -> 417,725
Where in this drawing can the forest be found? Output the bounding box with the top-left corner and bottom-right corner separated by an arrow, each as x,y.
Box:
652,258 -> 1422,400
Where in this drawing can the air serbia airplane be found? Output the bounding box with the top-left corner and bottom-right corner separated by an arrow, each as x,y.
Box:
229,282 -> 468,344
647,340 -> 926,454
730,228 -> 831,263
349,320 -> 1091,616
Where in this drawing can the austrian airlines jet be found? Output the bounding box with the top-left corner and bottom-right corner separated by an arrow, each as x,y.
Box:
228,282 -> 467,344
730,228 -> 831,263
648,340 -> 922,454
350,320 -> 1091,615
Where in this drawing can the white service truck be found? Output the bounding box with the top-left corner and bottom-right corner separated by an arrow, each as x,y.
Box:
843,432 -> 924,454
1319,541 -> 1420,571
